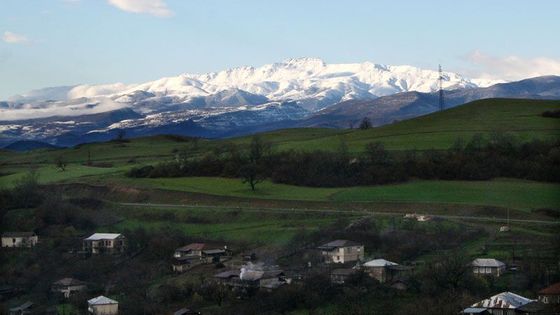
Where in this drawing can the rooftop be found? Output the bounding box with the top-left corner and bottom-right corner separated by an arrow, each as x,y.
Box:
539,282 -> 560,295
88,295 -> 118,305
472,258 -> 506,268
461,307 -> 488,314
363,259 -> 398,267
84,233 -> 122,241
2,232 -> 36,237
471,292 -> 533,309
317,240 -> 361,250
176,243 -> 206,252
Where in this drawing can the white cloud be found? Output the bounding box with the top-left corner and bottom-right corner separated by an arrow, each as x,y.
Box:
107,0 -> 173,17
0,97 -> 129,121
2,31 -> 29,44
466,50 -> 560,81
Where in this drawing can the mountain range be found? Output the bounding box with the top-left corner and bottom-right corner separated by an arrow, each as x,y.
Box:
1,58 -> 559,147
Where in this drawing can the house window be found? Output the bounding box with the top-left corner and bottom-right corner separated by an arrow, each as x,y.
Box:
12,238 -> 16,243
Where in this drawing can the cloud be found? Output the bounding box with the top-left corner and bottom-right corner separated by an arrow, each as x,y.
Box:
466,50 -> 560,81
0,97 -> 129,121
107,0 -> 173,17
2,31 -> 29,44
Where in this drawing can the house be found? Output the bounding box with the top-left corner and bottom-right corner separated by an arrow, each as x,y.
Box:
330,268 -> 356,284
362,258 -> 412,283
83,233 -> 126,255
2,232 -> 38,248
317,240 -> 364,264
51,277 -> 87,298
468,291 -> 536,315
9,301 -> 33,315
174,308 -> 201,315
472,258 -> 506,277
538,282 -> 560,305
172,256 -> 202,273
88,296 -> 118,315
174,243 -> 231,264
214,267 -> 286,290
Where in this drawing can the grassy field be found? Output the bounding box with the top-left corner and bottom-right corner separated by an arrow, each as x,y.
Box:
102,176 -> 560,212
1,99 -> 559,169
1,98 -> 558,213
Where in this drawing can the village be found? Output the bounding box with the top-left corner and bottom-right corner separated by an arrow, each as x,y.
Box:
2,211 -> 559,315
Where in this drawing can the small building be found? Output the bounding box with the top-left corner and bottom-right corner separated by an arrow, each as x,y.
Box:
88,296 -> 118,315
9,301 -> 33,315
472,258 -> 506,277
2,232 -> 38,248
51,277 -> 87,298
538,282 -> 560,305
172,256 -> 202,273
469,291 -> 535,315
330,268 -> 356,284
174,243 -> 230,263
362,258 -> 412,283
83,233 -> 126,255
317,240 -> 364,264
215,268 -> 286,290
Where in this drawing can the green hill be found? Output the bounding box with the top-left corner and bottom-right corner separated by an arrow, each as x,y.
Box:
240,98 -> 560,152
1,98 -> 559,199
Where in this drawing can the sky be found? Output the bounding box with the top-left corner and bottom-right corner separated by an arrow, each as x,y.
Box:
1,0 -> 560,100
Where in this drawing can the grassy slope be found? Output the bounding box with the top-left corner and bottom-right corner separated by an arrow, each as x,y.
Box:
0,98 -> 558,211
1,98 -> 558,167
104,176 -> 560,211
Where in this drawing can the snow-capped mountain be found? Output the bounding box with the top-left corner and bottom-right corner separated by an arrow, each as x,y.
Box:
7,57 -> 545,147
3,58 -> 497,119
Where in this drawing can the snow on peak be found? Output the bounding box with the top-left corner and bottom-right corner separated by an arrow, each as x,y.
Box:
4,58 -> 503,120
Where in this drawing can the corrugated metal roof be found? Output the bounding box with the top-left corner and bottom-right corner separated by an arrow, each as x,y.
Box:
471,292 -> 533,309
461,307 -> 487,314
317,240 -> 361,250
363,259 -> 398,267
472,258 -> 505,268
176,243 -> 206,252
88,295 -> 118,305
84,233 -> 122,241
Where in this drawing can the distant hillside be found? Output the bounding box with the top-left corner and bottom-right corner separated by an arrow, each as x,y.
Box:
235,98 -> 560,152
4,140 -> 60,152
1,98 -> 558,168
1,76 -> 558,147
300,76 -> 560,128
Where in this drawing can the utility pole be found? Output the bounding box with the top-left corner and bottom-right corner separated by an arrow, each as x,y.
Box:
439,64 -> 445,111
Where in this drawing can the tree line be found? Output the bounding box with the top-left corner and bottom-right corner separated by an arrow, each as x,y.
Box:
127,133 -> 560,189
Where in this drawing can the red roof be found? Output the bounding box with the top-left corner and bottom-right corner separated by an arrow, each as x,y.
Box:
539,282 -> 560,295
178,243 -> 206,251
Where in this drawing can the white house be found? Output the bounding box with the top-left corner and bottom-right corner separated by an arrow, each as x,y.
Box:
1,232 -> 38,248
472,258 -> 506,277
317,240 -> 364,264
468,291 -> 535,315
362,258 -> 406,283
88,296 -> 118,315
83,233 -> 126,255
